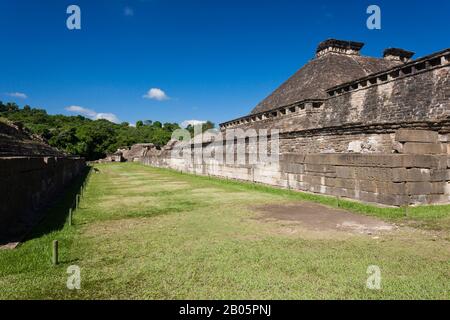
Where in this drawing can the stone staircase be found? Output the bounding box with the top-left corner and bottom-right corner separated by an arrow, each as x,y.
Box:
0,120 -> 63,157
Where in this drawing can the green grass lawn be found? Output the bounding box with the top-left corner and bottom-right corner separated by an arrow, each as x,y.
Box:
0,162 -> 449,299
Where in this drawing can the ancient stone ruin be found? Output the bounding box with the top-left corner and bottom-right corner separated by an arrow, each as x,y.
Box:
140,39 -> 450,207
102,150 -> 125,163
0,119 -> 85,245
99,143 -> 156,163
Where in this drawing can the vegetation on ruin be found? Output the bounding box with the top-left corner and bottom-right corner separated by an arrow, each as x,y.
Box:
0,102 -> 214,160
0,163 -> 448,299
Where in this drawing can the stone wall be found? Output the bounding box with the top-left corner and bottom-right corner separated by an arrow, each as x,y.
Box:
141,143 -> 450,206
280,121 -> 450,154
323,65 -> 449,127
0,156 -> 85,243
140,128 -> 450,207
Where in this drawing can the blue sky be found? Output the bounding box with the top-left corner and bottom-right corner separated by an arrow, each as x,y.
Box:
1,0 -> 449,126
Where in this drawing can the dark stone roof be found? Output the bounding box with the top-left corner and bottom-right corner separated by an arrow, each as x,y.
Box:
383,48 -> 415,59
316,39 -> 364,54
250,50 -> 402,115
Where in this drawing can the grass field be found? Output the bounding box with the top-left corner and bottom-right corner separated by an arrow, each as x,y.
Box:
0,163 -> 449,299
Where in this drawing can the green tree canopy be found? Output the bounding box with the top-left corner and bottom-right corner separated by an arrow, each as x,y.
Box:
0,101 -> 214,160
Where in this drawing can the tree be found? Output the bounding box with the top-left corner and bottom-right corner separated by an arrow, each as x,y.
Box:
0,103 -> 198,160
152,121 -> 162,128
163,122 -> 180,132
203,121 -> 215,131
186,121 -> 215,137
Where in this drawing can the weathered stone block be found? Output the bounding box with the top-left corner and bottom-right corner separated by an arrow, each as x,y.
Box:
446,143 -> 450,155
335,166 -> 356,179
307,171 -> 338,178
410,194 -> 450,204
303,175 -> 326,186
331,177 -> 355,189
359,191 -> 408,206
406,168 -> 431,182
359,180 -> 406,195
395,129 -> 439,143
427,195 -> 450,204
346,154 -> 405,168
326,186 -> 354,198
437,156 -> 449,169
378,194 -> 409,206
402,142 -> 443,155
429,169 -> 448,182
406,182 -> 432,195
280,153 -> 306,164
304,164 -> 336,173
430,182 -> 447,194
304,154 -> 413,168
323,177 -> 336,187
355,167 -> 393,182
409,195 -> 427,205
439,134 -> 450,143
401,155 -> 447,169
280,162 -> 304,174
392,168 -> 407,182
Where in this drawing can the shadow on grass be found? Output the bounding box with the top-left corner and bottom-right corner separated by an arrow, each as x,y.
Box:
77,197 -> 203,224
19,166 -> 93,243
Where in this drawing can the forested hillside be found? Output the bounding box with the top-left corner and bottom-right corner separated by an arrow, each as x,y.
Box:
0,102 -> 214,160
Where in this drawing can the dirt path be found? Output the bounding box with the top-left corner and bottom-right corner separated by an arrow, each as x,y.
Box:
254,202 -> 395,235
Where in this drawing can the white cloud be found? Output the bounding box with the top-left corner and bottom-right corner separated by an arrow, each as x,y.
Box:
5,92 -> 27,99
65,106 -> 97,118
65,105 -> 120,123
143,88 -> 169,101
124,7 -> 134,16
95,113 -> 120,123
181,120 -> 206,128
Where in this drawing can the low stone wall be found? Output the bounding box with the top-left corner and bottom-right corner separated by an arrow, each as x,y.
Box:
278,153 -> 450,206
141,150 -> 450,207
0,156 -> 85,243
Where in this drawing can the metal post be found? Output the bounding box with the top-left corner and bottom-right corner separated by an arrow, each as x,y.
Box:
68,208 -> 72,226
52,240 -> 59,265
